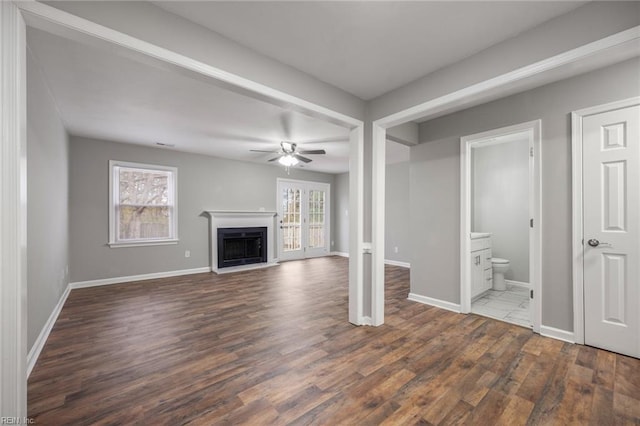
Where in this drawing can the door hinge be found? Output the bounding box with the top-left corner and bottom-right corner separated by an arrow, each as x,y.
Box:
530,289 -> 534,298
530,218 -> 534,228
530,147 -> 534,157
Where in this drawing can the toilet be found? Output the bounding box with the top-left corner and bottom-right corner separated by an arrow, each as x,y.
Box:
491,258 -> 510,291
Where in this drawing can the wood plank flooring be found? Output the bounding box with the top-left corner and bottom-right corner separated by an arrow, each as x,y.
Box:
28,256 -> 640,425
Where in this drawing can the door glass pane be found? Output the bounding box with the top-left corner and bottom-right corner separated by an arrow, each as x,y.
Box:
282,188 -> 301,251
308,189 -> 325,249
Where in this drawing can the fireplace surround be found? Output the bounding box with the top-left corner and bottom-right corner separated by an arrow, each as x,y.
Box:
205,211 -> 278,274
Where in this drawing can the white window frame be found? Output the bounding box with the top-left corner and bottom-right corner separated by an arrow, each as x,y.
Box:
109,160 -> 178,247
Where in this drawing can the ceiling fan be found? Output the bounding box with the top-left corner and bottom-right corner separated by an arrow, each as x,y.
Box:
250,141 -> 326,167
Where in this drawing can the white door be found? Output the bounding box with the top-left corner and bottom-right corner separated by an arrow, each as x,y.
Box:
583,103 -> 639,358
277,180 -> 330,261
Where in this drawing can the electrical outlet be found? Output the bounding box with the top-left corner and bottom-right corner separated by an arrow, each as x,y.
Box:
331,240 -> 334,246
185,250 -> 191,258
394,246 -> 399,253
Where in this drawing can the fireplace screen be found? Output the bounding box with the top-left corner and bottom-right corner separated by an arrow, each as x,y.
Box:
217,227 -> 267,268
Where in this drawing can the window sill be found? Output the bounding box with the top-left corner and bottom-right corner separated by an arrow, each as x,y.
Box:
108,239 -> 179,248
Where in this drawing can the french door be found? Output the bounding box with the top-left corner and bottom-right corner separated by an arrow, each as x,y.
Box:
582,101 -> 639,358
277,179 -> 330,261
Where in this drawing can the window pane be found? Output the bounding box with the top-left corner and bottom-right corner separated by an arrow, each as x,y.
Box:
112,163 -> 176,243
118,206 -> 170,240
119,168 -> 169,206
308,190 -> 325,249
282,187 -> 301,251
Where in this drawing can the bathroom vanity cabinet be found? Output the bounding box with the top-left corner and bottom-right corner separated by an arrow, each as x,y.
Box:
470,235 -> 493,298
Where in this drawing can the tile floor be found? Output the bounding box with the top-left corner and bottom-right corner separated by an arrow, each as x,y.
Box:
472,284 -> 531,328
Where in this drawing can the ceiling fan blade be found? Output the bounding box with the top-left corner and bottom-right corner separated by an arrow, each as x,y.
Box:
294,154 -> 312,163
268,156 -> 282,162
250,149 -> 280,153
297,149 -> 326,155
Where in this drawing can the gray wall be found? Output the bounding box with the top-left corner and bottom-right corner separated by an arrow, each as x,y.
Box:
385,162 -> 410,264
412,57 -> 640,331
69,136 -> 335,283
334,172 -> 350,254
334,161 -> 411,264
27,50 -> 70,351
473,140 -> 529,283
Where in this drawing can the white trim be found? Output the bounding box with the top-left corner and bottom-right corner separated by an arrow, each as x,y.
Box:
375,26 -> 640,128
360,316 -> 373,326
371,124 -> 387,326
459,120 -> 542,335
349,126 -> 364,325
460,120 -> 542,333
571,97 -> 640,345
108,239 -> 179,248
70,267 -> 210,289
331,251 -> 410,268
505,280 -> 531,289
408,293 -> 462,313
384,259 -> 411,268
540,325 -> 575,344
0,1 -> 27,416
27,285 -> 71,377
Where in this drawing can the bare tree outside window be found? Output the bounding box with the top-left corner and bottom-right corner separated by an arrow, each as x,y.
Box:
110,161 -> 177,245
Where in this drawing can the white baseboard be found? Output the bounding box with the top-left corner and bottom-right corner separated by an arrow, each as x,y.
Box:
540,325 -> 575,343
408,293 -> 461,313
506,280 -> 530,289
27,284 -> 71,377
384,259 -> 410,268
360,316 -> 373,326
330,251 -> 410,268
70,267 -> 211,289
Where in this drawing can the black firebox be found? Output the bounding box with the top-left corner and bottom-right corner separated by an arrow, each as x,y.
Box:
217,227 -> 267,269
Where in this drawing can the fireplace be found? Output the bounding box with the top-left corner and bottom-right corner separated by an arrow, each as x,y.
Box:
217,227 -> 267,269
205,210 -> 277,274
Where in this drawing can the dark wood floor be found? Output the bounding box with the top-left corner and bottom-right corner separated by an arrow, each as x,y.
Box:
29,256 -> 640,425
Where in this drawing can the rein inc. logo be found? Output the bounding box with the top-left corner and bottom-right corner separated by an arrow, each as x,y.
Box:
1,418 -> 34,425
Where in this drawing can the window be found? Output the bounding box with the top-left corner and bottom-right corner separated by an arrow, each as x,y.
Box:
109,161 -> 178,247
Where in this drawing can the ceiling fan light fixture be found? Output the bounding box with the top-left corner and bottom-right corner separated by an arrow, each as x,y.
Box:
278,154 -> 299,167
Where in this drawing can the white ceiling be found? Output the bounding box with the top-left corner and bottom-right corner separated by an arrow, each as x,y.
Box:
27,27 -> 355,174
27,1 -> 605,175
155,1 -> 586,100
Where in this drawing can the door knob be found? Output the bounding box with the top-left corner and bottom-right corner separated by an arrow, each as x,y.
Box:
587,239 -> 611,247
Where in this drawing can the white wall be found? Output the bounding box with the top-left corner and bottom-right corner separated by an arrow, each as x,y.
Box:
473,140 -> 529,282
69,136 -> 336,283
27,49 -> 69,351
412,57 -> 640,332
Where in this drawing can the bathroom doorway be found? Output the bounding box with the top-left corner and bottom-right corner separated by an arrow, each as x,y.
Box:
460,121 -> 541,332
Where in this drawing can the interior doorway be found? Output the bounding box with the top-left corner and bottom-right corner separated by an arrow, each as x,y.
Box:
460,120 -> 541,332
277,178 -> 331,261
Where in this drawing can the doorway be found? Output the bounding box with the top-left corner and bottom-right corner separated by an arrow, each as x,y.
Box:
460,120 -> 541,332
572,97 -> 639,358
277,179 -> 331,261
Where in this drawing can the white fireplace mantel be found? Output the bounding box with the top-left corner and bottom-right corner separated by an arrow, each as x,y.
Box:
205,210 -> 278,274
